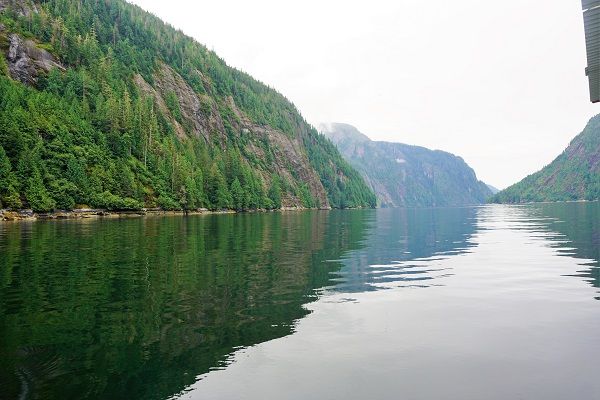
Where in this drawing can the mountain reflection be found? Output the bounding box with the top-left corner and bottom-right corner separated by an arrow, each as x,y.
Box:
0,206 -> 488,400
0,211 -> 368,400
524,202 -> 600,298
329,207 -> 478,292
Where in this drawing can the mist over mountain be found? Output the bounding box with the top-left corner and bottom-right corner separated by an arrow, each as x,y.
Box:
321,123 -> 492,207
487,184 -> 500,195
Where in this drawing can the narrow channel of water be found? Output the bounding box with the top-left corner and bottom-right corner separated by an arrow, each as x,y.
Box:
1,203 -> 598,399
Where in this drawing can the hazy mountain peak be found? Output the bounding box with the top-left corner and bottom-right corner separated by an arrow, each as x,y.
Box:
320,123 -> 371,143
322,123 -> 492,207
486,184 -> 500,195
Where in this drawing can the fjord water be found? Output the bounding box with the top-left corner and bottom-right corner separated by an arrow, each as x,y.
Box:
0,204 -> 599,399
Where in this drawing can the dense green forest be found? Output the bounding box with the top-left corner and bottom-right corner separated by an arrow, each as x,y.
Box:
492,115 -> 600,203
0,0 -> 376,212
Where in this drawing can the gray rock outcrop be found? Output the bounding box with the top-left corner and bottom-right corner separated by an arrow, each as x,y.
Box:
0,0 -> 37,17
7,34 -> 64,85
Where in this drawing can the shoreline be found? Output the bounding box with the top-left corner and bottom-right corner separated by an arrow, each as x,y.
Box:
3,200 -> 597,222
488,199 -> 600,206
0,206 -> 334,222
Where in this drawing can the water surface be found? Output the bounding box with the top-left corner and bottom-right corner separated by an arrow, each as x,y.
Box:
1,203 -> 599,399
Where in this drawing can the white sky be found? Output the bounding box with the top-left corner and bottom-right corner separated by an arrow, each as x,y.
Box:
129,0 -> 598,189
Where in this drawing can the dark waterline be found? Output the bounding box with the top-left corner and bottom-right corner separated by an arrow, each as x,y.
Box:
0,203 -> 598,399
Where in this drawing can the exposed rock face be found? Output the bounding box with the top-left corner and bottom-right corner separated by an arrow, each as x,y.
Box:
6,34 -> 64,85
155,63 -> 225,141
247,134 -> 329,207
135,64 -> 228,142
133,73 -> 187,140
225,97 -> 330,208
322,123 -> 492,207
2,0 -> 61,84
134,64 -> 331,208
0,0 -> 37,17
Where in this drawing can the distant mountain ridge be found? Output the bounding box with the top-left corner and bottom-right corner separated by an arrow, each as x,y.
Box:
487,184 -> 500,195
492,115 -> 600,203
321,123 -> 492,207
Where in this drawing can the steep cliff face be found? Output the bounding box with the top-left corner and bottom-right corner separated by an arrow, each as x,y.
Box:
227,100 -> 331,207
0,0 -> 374,211
492,115 -> 600,203
132,63 -> 330,207
133,64 -> 225,142
322,123 -> 492,207
5,33 -> 64,85
0,0 -> 37,16
143,57 -> 370,208
152,63 -> 224,142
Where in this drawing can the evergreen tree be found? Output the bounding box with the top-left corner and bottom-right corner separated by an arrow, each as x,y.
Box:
177,183 -> 189,211
182,175 -> 198,209
297,184 -> 315,208
0,146 -> 22,209
49,178 -> 76,210
268,175 -> 282,209
193,169 -> 206,208
230,178 -> 244,211
25,168 -> 56,212
206,165 -> 231,210
66,157 -> 89,203
216,182 -> 232,210
0,53 -> 8,77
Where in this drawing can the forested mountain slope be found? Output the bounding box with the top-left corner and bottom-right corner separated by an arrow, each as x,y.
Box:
322,123 -> 492,207
0,0 -> 375,212
492,115 -> 600,203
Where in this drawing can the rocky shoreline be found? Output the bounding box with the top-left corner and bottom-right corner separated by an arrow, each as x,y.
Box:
0,208 -> 236,222
0,206 -> 329,222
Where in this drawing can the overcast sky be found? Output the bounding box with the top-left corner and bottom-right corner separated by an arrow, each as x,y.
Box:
130,0 -> 597,188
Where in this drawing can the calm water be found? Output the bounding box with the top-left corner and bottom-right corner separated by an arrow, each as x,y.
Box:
0,203 -> 599,399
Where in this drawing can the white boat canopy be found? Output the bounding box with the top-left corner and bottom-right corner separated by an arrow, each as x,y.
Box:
583,0 -> 600,102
